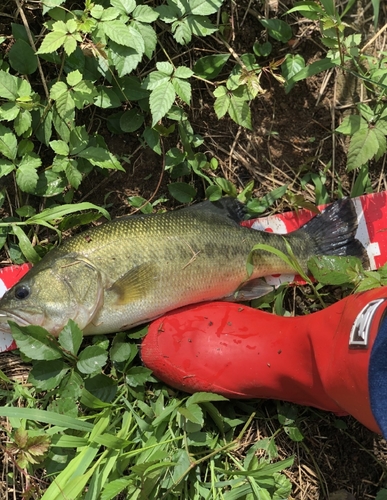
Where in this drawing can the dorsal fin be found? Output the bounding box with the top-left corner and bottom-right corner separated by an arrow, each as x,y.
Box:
184,197 -> 247,224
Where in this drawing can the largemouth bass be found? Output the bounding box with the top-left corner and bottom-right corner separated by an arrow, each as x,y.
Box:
0,197 -> 368,336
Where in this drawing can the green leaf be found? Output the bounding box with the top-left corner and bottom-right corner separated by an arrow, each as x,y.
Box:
205,184 -> 222,201
77,146 -> 124,171
186,392 -> 228,405
187,15 -> 218,38
12,225 -> 41,264
0,70 -> 18,99
189,0 -> 224,15
0,123 -> 17,160
125,366 -> 154,386
65,159 -> 82,188
10,323 -> 63,361
174,66 -> 194,79
150,81 -> 175,126
259,18 -> 293,42
0,406 -> 93,431
16,158 -> 40,193
77,345 -> 108,374
193,54 -> 230,79
347,127 -> 381,171
228,94 -> 252,130
119,108 -> 144,132
281,54 -> 305,93
133,5 -> 159,23
168,182 -> 196,203
0,101 -> 20,121
104,21 -> 144,55
59,320 -> 83,356
29,360 -> 69,390
214,91 -> 230,119
111,0 -> 136,15
9,39 -> 38,74
287,58 -> 336,85
0,158 -> 15,178
36,29 -> 67,54
67,69 -> 83,87
14,109 -> 32,136
172,78 -> 191,104
110,334 -> 138,363
50,139 -> 69,156
173,18 -> 193,44
308,255 -> 362,285
178,404 -> 203,425
336,114 -> 366,135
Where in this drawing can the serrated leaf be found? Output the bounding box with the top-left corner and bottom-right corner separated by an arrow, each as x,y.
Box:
0,123 -> 17,160
65,159 -> 82,188
179,404 -> 203,424
67,69 -> 83,87
172,77 -> 191,104
187,15 -> 217,38
174,66 -> 194,79
111,0 -> 136,15
133,4 -> 159,22
228,94 -> 252,130
172,19 -> 192,44
308,255 -> 361,285
0,101 -> 20,121
77,146 -> 124,170
125,366 -> 154,386
189,0 -> 224,15
10,323 -> 63,360
63,36 -> 77,56
347,127 -> 381,170
29,360 -> 69,390
168,182 -> 196,203
150,81 -> 175,126
77,345 -> 108,374
132,21 -> 157,59
193,54 -> 230,79
50,139 -> 69,156
58,319 -> 83,356
214,93 -> 229,119
108,41 -> 142,76
16,161 -> 39,193
0,158 -> 15,177
336,114 -> 366,135
36,29 -> 67,54
14,109 -> 32,136
0,70 -> 19,99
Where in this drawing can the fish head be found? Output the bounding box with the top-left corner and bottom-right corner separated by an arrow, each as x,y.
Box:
0,254 -> 103,336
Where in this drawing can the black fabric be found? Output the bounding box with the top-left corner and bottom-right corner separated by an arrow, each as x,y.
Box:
369,314 -> 387,439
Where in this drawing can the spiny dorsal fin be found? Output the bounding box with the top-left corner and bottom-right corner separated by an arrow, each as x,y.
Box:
184,197 -> 247,224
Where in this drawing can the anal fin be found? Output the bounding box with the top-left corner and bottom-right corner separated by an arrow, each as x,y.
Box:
223,278 -> 275,302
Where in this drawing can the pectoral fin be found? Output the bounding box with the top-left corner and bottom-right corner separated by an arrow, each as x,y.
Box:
109,263 -> 156,305
224,279 -> 274,302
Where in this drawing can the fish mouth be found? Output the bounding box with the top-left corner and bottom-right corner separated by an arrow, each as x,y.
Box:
0,312 -> 30,334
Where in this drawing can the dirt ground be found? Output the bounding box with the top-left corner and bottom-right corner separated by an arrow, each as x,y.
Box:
1,0 -> 387,498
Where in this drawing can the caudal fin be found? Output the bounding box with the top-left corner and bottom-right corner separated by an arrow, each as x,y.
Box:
296,198 -> 369,268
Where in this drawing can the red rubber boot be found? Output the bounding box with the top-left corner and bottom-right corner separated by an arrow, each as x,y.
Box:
141,287 -> 387,436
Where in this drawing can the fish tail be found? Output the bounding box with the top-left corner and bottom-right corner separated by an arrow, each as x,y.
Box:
296,198 -> 369,267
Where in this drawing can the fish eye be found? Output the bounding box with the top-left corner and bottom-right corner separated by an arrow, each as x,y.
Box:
14,285 -> 30,300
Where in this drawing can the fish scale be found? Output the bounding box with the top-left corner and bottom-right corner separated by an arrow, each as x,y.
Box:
0,197 -> 368,336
